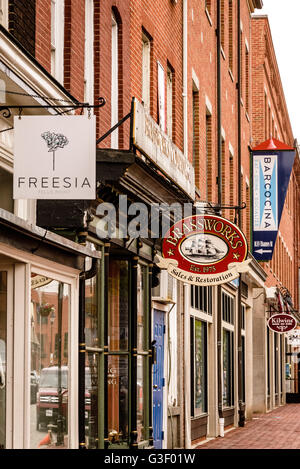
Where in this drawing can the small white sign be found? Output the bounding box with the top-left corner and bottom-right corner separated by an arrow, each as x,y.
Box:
287,329 -> 300,347
13,115 -> 96,200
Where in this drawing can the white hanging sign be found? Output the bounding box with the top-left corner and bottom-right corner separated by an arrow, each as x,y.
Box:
13,115 -> 96,200
286,329 -> 300,347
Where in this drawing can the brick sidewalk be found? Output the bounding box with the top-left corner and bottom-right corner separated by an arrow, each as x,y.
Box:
197,404 -> 300,449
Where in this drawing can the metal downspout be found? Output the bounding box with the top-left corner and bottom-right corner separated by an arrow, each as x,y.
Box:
237,0 -> 245,428
216,0 -> 224,437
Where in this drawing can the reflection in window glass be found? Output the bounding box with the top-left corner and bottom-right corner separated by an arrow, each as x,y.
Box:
85,276 -> 98,348
85,275 -> 100,448
108,261 -> 129,352
30,274 -> 70,448
223,329 -> 234,407
194,320 -> 207,414
137,355 -> 147,442
85,352 -> 99,449
137,264 -> 148,442
137,264 -> 147,352
107,355 -> 128,446
0,272 -> 7,449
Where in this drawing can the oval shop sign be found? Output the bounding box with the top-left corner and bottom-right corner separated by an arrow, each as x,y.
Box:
268,314 -> 297,334
158,214 -> 249,286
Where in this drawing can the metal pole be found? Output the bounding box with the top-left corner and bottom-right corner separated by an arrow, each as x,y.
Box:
237,0 -> 245,427
78,275 -> 86,448
56,282 -> 64,446
130,256 -> 139,449
104,244 -> 110,449
216,0 -> 224,433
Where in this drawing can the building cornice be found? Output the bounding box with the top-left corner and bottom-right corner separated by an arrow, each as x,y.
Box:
248,0 -> 263,14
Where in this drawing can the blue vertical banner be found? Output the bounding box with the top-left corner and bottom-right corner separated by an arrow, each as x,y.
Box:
251,138 -> 295,262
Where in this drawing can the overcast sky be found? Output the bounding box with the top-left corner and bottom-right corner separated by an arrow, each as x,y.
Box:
257,0 -> 300,143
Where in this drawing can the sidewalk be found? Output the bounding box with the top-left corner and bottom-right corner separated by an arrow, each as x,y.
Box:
197,404 -> 300,449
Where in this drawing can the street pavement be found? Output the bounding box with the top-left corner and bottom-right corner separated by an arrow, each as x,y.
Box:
197,404 -> 300,449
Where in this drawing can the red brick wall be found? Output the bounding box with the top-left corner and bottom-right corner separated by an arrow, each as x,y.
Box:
9,0 -> 36,57
128,0 -> 183,151
35,0 -> 51,71
64,0 -> 85,102
94,1 -> 131,148
187,0 -> 253,230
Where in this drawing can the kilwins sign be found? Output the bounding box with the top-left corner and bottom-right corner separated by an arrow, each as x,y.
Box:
267,314 -> 297,333
156,214 -> 250,286
13,115 -> 96,199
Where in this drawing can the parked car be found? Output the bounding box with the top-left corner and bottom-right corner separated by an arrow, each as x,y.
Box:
36,366 -> 91,432
36,366 -> 68,431
30,371 -> 39,404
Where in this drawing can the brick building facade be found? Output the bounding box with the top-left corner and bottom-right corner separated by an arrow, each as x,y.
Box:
0,0 -> 299,450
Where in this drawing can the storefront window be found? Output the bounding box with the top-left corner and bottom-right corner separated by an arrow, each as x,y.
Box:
30,274 -> 70,448
223,329 -> 234,407
108,261 -> 129,352
107,355 -> 129,445
190,318 -> 208,416
137,264 -> 148,443
0,272 -> 7,449
108,260 -> 129,447
85,275 -> 100,448
194,320 -> 207,413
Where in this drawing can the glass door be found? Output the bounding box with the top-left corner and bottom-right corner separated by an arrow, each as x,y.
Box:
0,267 -> 13,449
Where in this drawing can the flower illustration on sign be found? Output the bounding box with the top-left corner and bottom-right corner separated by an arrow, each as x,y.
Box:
41,131 -> 69,171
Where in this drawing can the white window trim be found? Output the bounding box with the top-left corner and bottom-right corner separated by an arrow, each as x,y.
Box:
142,32 -> 151,112
157,61 -> 165,132
111,12 -> 118,149
51,0 -> 65,84
191,307 -> 213,324
166,66 -> 173,139
0,265 -> 13,449
25,264 -> 79,449
191,316 -> 209,418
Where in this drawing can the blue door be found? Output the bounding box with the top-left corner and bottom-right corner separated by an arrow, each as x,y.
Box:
153,309 -> 165,449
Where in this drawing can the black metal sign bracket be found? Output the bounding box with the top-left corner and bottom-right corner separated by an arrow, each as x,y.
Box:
0,96 -> 106,119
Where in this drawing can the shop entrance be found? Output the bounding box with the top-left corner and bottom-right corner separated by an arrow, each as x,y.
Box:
153,309 -> 165,449
286,351 -> 300,403
0,266 -> 13,449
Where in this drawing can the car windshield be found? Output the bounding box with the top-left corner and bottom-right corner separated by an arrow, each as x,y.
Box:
39,368 -> 68,388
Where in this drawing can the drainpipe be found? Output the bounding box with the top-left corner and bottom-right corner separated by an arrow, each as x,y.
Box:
216,0 -> 224,437
182,0 -> 191,449
183,0 -> 188,158
237,0 -> 245,428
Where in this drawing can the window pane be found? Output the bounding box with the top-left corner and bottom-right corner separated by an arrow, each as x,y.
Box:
194,320 -> 207,414
85,352 -> 99,449
137,354 -> 147,442
85,276 -> 98,348
0,168 -> 13,213
30,275 -> 70,448
108,260 -> 129,352
0,272 -> 7,449
107,355 -> 128,447
223,329 -> 233,407
137,265 -> 147,352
